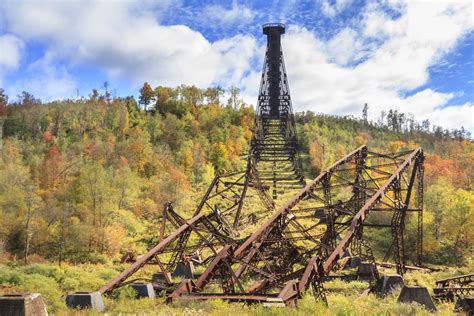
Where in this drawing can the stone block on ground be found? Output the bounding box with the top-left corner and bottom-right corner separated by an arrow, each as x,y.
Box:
130,283 -> 156,298
357,262 -> 377,281
65,291 -> 105,312
344,256 -> 362,270
455,296 -> 474,314
373,274 -> 404,294
397,286 -> 436,311
0,293 -> 48,316
172,261 -> 195,279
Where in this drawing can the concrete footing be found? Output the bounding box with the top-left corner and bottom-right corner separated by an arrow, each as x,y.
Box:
455,296 -> 474,314
0,293 -> 48,316
373,274 -> 404,294
129,283 -> 155,298
172,261 -> 194,279
344,256 -> 362,269
65,291 -> 105,312
357,262 -> 377,281
397,286 -> 436,311
152,272 -> 172,284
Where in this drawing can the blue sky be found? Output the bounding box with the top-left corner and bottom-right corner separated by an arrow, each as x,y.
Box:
0,0 -> 472,130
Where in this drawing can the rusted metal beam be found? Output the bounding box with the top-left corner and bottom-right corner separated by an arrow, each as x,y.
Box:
99,213 -> 205,294
321,148 -> 422,275
169,145 -> 367,300
293,148 -> 423,298
234,145 -> 367,259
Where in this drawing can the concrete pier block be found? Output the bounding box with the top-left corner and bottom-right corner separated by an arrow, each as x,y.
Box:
0,293 -> 48,316
373,274 -> 404,294
343,256 -> 362,269
65,291 -> 105,312
397,286 -> 436,311
172,261 -> 195,279
129,283 -> 155,298
455,296 -> 474,314
152,272 -> 172,284
357,262 -> 377,281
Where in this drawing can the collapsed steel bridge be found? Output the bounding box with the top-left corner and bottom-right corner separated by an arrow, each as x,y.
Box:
169,145 -> 424,305
97,22 -> 306,296
94,23 -> 425,306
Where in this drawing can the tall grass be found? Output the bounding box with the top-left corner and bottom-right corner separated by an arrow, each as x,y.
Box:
0,262 -> 465,314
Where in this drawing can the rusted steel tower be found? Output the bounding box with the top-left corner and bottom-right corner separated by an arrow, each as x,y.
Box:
70,24 -> 425,310
69,24 -> 307,303
253,23 -> 305,199
169,146 -> 425,305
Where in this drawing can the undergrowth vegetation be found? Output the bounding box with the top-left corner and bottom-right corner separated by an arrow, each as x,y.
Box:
0,262 -> 468,314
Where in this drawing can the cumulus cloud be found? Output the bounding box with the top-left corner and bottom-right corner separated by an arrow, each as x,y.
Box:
7,51 -> 76,101
2,0 -> 259,90
204,1 -> 255,25
325,27 -> 367,65
0,34 -> 24,70
0,0 -> 472,130
320,0 -> 353,18
272,1 -> 473,130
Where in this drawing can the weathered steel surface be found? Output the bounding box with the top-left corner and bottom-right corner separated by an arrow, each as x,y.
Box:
253,23 -> 305,198
99,213 -> 205,294
434,273 -> 474,301
170,146 -> 425,306
96,23 -> 426,309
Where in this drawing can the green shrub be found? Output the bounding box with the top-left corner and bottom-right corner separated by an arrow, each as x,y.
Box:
19,273 -> 64,312
0,268 -> 25,285
61,277 -> 80,291
22,264 -> 64,282
111,286 -> 138,300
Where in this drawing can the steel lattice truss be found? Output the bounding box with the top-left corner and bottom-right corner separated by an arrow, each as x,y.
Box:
169,145 -> 425,305
98,23 -> 306,295
434,274 -> 474,301
252,23 -> 305,199
97,24 -> 426,307
99,155 -> 274,294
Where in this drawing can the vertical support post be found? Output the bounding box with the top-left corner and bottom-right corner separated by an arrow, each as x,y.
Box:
416,159 -> 424,266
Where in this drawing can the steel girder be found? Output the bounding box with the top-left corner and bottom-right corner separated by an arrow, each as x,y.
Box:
98,157 -> 274,295
169,146 -> 425,306
434,274 -> 474,301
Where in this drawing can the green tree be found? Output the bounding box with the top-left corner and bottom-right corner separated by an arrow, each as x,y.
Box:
139,82 -> 154,111
425,178 -> 453,240
0,88 -> 8,116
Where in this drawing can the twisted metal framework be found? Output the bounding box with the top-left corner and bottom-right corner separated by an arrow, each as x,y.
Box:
97,24 -> 426,307
434,274 -> 474,301
98,160 -> 273,295
169,146 -> 425,305
96,23 -> 306,296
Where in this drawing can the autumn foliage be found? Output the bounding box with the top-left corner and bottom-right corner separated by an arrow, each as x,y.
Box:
0,84 -> 472,267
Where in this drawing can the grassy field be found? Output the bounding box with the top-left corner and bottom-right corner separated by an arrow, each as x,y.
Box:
0,260 -> 471,315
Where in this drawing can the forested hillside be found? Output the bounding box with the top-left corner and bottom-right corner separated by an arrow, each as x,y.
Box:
0,85 -> 472,268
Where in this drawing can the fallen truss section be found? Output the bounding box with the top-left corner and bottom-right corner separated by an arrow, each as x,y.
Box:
169,145 -> 424,305
434,274 -> 474,301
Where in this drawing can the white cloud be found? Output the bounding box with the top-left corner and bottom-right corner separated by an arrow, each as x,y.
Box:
0,34 -> 24,70
320,0 -> 353,18
325,27 -> 365,65
2,0 -> 258,90
1,0 -> 473,130
204,1 -> 254,25
7,51 -> 76,101
427,103 -> 473,130
275,1 -> 473,130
